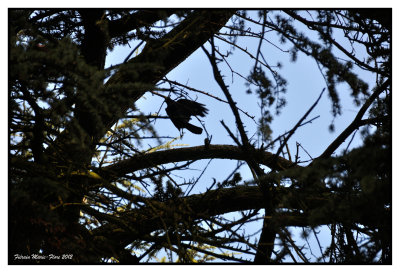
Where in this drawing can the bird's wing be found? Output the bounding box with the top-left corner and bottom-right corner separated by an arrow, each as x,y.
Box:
177,99 -> 209,117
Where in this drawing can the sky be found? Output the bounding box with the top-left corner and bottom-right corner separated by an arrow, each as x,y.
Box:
104,10 -> 376,187
2,2 -> 399,271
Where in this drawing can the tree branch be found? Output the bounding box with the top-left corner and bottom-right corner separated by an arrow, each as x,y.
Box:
98,144 -> 297,179
317,79 -> 390,159
78,9 -> 108,69
108,9 -> 177,38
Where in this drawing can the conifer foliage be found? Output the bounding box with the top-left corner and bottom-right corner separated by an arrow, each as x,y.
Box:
9,9 -> 391,264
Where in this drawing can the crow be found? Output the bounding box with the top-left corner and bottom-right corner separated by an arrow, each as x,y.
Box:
165,97 -> 208,135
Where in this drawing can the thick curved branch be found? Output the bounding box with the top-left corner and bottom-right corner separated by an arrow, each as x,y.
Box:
98,144 -> 297,179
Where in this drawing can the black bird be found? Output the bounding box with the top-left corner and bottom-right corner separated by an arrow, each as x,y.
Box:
165,97 -> 208,135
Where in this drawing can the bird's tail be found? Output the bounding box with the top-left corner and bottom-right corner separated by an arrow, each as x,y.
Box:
185,123 -> 203,134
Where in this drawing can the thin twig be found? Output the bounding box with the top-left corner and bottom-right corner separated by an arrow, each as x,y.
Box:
275,88 -> 325,161
123,40 -> 145,63
220,120 -> 241,147
265,115 -> 320,151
